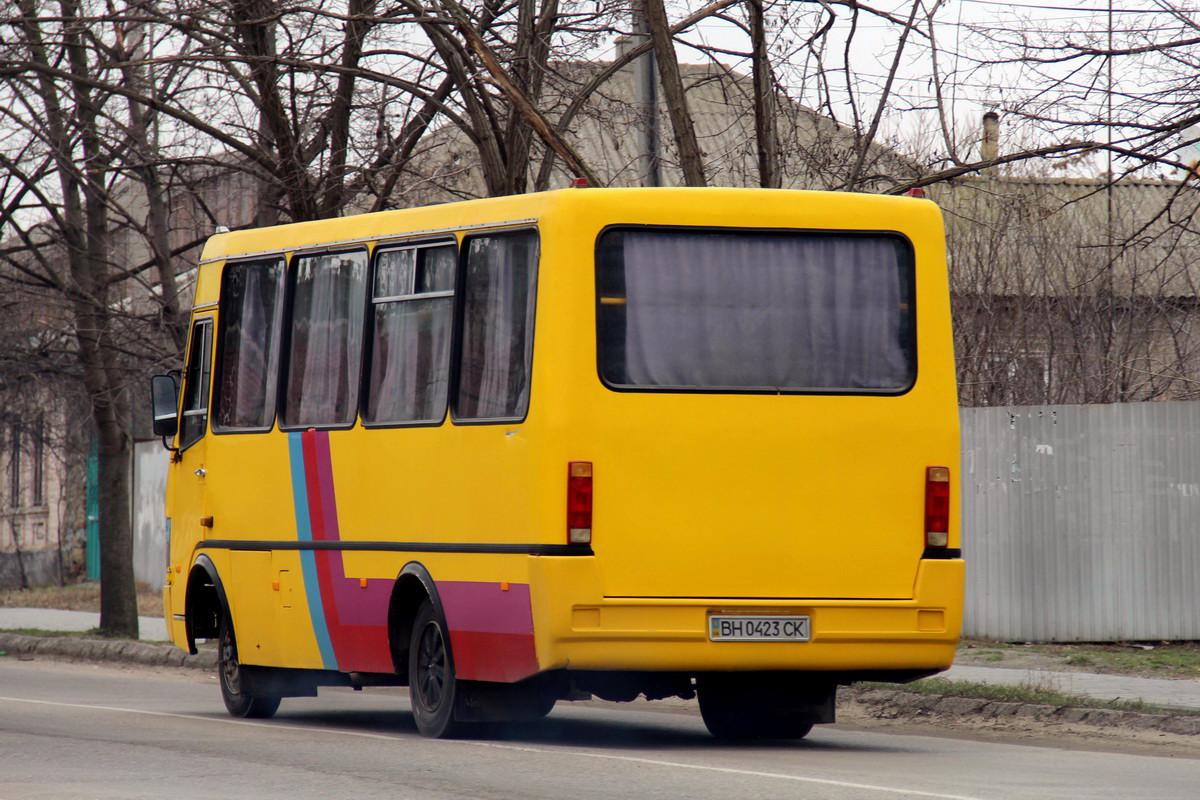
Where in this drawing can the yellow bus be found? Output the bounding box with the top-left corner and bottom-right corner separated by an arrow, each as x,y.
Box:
150,187 -> 962,740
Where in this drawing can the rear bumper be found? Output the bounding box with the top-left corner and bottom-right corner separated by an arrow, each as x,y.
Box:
528,557 -> 964,675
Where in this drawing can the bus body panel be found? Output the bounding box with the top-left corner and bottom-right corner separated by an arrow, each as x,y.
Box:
162,187 -> 962,686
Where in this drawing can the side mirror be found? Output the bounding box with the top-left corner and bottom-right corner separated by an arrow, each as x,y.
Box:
151,374 -> 179,437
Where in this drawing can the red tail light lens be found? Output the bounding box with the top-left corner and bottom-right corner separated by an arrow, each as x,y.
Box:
925,466 -> 950,548
567,462 -> 593,544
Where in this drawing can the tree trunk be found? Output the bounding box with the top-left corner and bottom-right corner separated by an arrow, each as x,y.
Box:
642,0 -> 707,186
748,0 -> 779,188
12,519 -> 29,591
95,397 -> 137,637
115,21 -> 186,351
71,280 -> 138,638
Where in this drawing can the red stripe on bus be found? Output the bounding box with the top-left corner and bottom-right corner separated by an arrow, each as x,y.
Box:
448,630 -> 539,683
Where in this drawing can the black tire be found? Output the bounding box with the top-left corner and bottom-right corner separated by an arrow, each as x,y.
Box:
527,691 -> 557,719
491,678 -> 557,721
697,677 -> 815,741
408,599 -> 467,738
218,616 -> 281,719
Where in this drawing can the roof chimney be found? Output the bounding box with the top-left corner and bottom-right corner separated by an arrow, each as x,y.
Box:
614,35 -> 636,60
981,111 -> 1000,163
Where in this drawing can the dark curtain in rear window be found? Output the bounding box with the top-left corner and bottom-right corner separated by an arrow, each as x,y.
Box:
215,258 -> 284,430
597,229 -> 915,392
283,250 -> 368,427
455,231 -> 539,420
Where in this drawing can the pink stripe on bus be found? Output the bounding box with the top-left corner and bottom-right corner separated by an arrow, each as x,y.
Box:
437,581 -> 535,635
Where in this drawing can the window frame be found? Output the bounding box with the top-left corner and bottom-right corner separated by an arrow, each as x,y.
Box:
178,317 -> 214,452
211,256 -> 286,436
359,237 -> 460,430
593,223 -> 919,398
449,227 -> 542,427
278,246 -> 371,433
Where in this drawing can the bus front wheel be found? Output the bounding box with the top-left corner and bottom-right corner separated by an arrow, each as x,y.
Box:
408,600 -> 468,738
696,675 -> 821,741
217,617 -> 281,719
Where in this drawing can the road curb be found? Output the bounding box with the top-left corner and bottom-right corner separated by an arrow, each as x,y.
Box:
0,632 -> 217,671
848,686 -> 1200,736
4,632 -> 1197,738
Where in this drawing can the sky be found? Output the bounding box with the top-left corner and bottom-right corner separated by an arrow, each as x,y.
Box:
604,0 -> 1193,175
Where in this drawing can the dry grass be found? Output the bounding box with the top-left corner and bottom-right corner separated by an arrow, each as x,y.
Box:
0,582 -> 163,617
959,639 -> 1200,680
861,677 -> 1200,717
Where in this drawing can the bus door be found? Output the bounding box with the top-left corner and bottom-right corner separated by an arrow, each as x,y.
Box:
168,316 -> 215,574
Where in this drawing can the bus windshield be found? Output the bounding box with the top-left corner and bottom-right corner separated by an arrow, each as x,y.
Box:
596,228 -> 916,393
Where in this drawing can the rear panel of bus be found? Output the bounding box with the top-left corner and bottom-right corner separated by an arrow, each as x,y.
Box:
527,188 -> 961,672
540,189 -> 957,593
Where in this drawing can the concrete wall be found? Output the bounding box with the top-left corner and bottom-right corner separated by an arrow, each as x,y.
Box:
963,402 -> 1200,641
132,441 -> 170,591
0,550 -> 62,589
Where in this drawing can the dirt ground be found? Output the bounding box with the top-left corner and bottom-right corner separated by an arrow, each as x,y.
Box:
956,639 -> 1200,680
0,582 -> 164,617
836,698 -> 1200,759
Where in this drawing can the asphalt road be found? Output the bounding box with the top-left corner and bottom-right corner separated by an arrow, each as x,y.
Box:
1,659 -> 1197,800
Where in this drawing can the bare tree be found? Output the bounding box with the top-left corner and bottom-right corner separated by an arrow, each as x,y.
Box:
1,0 -> 150,634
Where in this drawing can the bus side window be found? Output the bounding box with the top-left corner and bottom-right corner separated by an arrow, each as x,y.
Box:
454,230 -> 539,422
213,258 -> 285,432
364,243 -> 457,425
179,319 -> 213,450
282,250 -> 368,428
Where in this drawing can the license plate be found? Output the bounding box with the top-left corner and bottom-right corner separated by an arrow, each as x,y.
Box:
708,615 -> 810,642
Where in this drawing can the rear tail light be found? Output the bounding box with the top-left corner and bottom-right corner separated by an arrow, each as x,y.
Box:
925,466 -> 950,548
567,461 -> 593,544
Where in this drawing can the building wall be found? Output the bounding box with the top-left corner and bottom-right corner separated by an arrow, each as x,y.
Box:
962,401 -> 1200,641
0,406 -> 82,589
933,176 -> 1200,406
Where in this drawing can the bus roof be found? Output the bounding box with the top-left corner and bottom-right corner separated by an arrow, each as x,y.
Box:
197,187 -> 940,267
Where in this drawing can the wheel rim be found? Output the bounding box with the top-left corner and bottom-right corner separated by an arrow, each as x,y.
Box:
220,625 -> 241,696
415,620 -> 448,712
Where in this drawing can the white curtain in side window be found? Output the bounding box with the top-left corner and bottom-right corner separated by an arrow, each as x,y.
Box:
620,232 -> 912,390
285,252 -> 367,426
457,233 -> 538,419
367,246 -> 456,424
217,260 -> 282,429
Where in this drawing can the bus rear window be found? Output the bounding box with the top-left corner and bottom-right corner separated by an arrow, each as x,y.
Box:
596,228 -> 916,393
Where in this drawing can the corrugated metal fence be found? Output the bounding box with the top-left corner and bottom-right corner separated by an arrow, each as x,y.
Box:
128,404 -> 1195,638
963,402 -> 1200,641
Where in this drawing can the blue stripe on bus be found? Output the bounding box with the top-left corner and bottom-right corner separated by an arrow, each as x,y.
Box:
288,432 -> 337,670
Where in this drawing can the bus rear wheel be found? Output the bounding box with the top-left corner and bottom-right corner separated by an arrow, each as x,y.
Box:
217,617 -> 281,719
408,600 -> 468,738
696,676 -> 819,741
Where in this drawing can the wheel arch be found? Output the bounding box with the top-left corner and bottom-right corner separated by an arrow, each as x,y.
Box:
387,561 -> 445,675
185,554 -> 230,655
